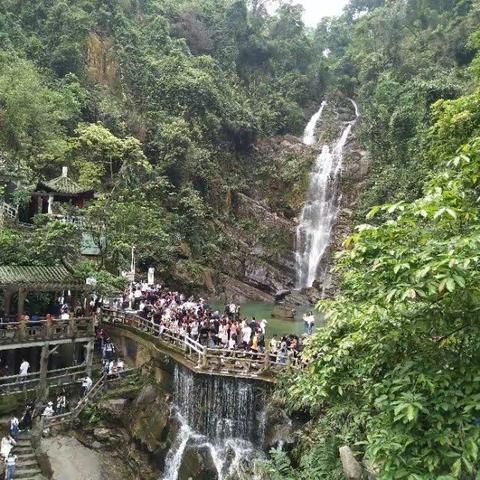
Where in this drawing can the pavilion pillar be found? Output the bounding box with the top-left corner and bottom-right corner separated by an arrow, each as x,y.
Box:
47,195 -> 54,214
39,344 -> 49,401
85,340 -> 94,377
17,287 -> 27,320
3,289 -> 13,316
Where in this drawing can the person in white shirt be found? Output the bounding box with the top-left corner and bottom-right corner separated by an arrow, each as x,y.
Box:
259,319 -> 267,335
9,417 -> 19,439
81,376 -> 93,396
4,451 -> 17,480
242,325 -> 252,349
306,312 -> 315,335
42,402 -> 54,417
1,436 -> 16,459
18,359 -> 30,381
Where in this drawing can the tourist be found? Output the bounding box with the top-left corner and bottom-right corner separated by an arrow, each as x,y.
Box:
269,335 -> 278,355
305,311 -> 315,335
9,416 -> 19,440
18,359 -> 29,382
19,404 -> 33,431
81,375 -> 93,396
241,323 -> 252,350
42,402 -> 54,417
0,435 -> 16,459
4,451 -> 17,480
259,319 -> 267,335
116,358 -> 125,372
56,392 -> 66,415
102,338 -> 115,361
303,312 -> 309,334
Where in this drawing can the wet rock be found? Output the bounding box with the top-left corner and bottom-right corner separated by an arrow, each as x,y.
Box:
304,287 -> 322,304
178,443 -> 218,480
339,445 -> 363,480
129,385 -> 172,458
263,405 -> 294,449
99,398 -> 127,416
271,304 -> 295,319
274,289 -> 291,301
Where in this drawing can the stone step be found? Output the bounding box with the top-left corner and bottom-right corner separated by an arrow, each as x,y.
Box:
15,439 -> 32,446
17,458 -> 38,467
14,448 -> 35,455
13,468 -> 42,479
17,453 -> 36,459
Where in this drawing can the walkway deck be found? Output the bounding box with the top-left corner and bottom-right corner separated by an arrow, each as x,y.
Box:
101,309 -> 302,383
0,317 -> 95,350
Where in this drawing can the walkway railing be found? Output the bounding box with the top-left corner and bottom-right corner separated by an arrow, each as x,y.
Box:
0,317 -> 95,345
101,308 -> 302,380
0,365 -> 88,394
47,367 -> 137,429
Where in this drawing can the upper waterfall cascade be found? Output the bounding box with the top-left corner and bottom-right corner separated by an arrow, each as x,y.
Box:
302,100 -> 327,145
295,99 -> 360,289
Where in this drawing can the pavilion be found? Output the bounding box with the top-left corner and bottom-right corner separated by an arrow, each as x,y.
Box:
29,166 -> 94,217
0,265 -> 85,320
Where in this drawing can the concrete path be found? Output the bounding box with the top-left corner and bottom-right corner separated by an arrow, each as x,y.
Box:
41,436 -> 103,480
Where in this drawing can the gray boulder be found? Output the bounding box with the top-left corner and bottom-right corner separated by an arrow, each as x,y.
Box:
339,445 -> 363,480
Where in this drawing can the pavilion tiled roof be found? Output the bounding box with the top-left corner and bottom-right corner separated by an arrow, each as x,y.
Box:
0,265 -> 84,290
38,174 -> 93,195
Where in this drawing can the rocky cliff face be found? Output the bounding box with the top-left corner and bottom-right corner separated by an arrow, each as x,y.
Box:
168,97 -> 368,303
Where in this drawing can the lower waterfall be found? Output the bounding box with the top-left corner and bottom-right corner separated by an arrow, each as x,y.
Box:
162,365 -> 268,480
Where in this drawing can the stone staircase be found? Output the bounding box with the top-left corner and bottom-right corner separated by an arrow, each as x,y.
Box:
13,432 -> 44,479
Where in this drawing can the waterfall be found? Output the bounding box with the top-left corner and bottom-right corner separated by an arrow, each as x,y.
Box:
295,99 -> 359,289
162,365 -> 268,480
302,101 -> 327,145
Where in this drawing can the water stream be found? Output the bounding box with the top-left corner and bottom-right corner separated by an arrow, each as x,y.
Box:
162,365 -> 267,480
295,99 -> 359,289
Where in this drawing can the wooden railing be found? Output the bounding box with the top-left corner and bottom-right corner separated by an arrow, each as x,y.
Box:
0,316 -> 95,345
46,367 -> 137,429
0,364 -> 88,394
101,308 -> 302,380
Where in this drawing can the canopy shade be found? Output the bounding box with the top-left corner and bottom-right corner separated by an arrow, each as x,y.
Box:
0,265 -> 84,291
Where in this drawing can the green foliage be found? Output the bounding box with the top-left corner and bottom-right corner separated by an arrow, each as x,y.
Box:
0,0 -> 327,290
317,0 -> 479,215
285,84 -> 480,478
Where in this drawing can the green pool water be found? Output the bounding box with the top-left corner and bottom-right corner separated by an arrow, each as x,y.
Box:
210,301 -> 324,339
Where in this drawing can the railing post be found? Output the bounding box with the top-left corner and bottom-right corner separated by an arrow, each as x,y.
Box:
85,340 -> 94,377
200,349 -> 208,370
262,351 -> 271,373
69,314 -> 76,337
39,343 -> 49,401
18,314 -> 27,341
46,316 -> 54,338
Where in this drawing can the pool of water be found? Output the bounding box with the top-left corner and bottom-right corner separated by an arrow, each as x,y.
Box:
209,301 -> 324,338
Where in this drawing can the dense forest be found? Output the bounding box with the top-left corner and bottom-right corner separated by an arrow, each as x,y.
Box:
0,0 -> 328,294
2,0 -> 480,478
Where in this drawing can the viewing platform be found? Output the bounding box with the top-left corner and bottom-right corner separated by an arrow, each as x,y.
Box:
101,308 -> 303,383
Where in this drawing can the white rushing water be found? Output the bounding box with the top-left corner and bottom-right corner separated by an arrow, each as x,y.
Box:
302,100 -> 327,145
295,99 -> 359,289
162,365 -> 267,480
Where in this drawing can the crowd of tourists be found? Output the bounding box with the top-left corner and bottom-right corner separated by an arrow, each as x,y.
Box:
107,283 -> 315,365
